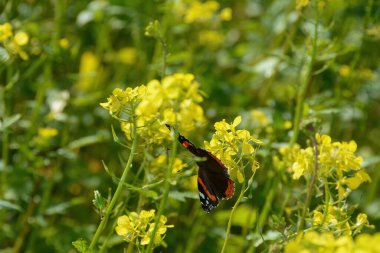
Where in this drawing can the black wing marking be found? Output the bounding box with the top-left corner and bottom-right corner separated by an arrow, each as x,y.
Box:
197,169 -> 219,212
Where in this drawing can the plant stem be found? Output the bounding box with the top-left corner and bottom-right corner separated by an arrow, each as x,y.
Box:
158,36 -> 167,78
297,133 -> 319,233
145,133 -> 178,253
221,174 -> 246,253
290,3 -> 319,147
89,117 -> 138,251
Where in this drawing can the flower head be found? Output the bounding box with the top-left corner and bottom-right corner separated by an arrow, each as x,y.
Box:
115,209 -> 173,246
101,73 -> 205,144
0,23 -> 13,42
276,134 -> 369,199
204,116 -> 262,182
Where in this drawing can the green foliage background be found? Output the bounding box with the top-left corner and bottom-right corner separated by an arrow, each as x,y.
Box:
1,0 -> 380,252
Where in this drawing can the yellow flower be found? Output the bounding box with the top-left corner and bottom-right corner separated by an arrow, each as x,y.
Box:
117,47 -> 137,65
251,110 -> 269,128
59,38 -> 69,49
180,1 -> 220,23
0,22 -> 13,42
115,209 -> 173,246
38,127 -> 58,138
75,51 -> 99,91
219,7 -> 232,21
150,155 -> 187,174
339,65 -> 350,77
204,116 -> 262,182
285,231 -> 380,253
198,30 -> 224,49
296,0 -> 310,10
283,120 -> 292,129
115,215 -> 133,237
279,134 -> 368,198
358,68 -> 375,80
14,31 -> 29,46
100,86 -> 146,116
343,170 -> 371,190
101,73 -> 205,144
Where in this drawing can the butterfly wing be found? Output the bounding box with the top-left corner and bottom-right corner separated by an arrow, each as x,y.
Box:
196,149 -> 235,212
197,169 -> 219,212
166,125 -> 235,212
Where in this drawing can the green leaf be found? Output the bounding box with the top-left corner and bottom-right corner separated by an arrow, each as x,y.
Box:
72,238 -> 90,253
67,131 -> 108,149
0,114 -> 21,131
111,124 -> 119,142
0,200 -> 23,212
44,198 -> 84,215
169,191 -> 198,202
0,46 -> 10,63
92,190 -> 106,210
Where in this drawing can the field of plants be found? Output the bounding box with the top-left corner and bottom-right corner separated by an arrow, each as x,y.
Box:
1,0 -> 380,252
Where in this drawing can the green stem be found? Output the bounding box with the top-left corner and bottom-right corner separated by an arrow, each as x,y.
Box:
246,178 -> 277,253
0,65 -> 12,196
290,3 -> 319,146
99,152 -> 148,253
89,118 -> 138,251
297,133 -> 319,233
145,133 -> 178,253
322,178 -> 330,226
221,174 -> 246,253
158,36 -> 167,78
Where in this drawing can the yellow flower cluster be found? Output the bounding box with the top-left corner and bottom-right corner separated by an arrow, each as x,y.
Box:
0,23 -> 13,41
174,1 -> 232,23
285,231 -> 380,253
101,73 -> 206,143
150,155 -> 187,174
75,51 -> 100,92
0,22 -> 30,60
204,116 -> 263,182
115,209 -> 173,246
276,134 -> 370,199
33,127 -> 58,148
312,205 -> 370,235
38,127 -> 59,138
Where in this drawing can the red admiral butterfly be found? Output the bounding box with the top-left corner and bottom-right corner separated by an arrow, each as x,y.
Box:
166,124 -> 235,212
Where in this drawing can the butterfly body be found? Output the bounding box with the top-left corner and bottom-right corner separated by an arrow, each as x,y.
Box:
166,125 -> 235,212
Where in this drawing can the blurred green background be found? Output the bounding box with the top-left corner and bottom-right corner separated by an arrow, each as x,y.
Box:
1,0 -> 380,252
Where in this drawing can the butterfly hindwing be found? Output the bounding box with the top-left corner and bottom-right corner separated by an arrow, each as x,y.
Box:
196,149 -> 235,211
197,169 -> 219,212
196,149 -> 235,199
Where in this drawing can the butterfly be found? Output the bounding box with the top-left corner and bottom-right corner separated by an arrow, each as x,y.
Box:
166,124 -> 235,212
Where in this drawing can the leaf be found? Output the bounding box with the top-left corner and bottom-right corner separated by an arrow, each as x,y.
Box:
237,170 -> 244,183
0,46 -> 10,63
362,156 -> 380,168
0,114 -> 21,131
45,198 -> 84,215
232,115 -> 242,127
72,238 -> 90,253
111,124 -> 119,142
169,191 -> 198,201
92,190 -> 106,210
0,200 -> 23,212
67,131 -> 108,149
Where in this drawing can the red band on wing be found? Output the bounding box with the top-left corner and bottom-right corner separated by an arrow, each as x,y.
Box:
224,179 -> 235,199
182,141 -> 191,148
198,177 -> 217,202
